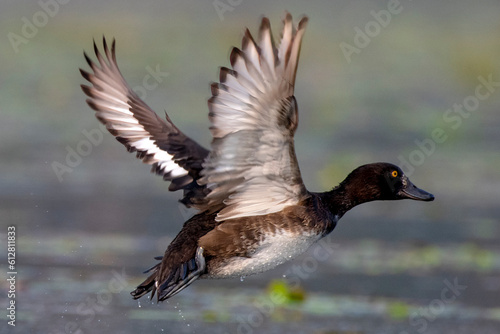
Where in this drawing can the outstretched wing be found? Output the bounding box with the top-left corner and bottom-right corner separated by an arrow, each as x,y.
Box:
80,38 -> 209,198
200,13 -> 310,221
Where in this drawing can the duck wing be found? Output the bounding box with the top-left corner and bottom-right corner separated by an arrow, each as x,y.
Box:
80,38 -> 209,201
200,13 -> 310,221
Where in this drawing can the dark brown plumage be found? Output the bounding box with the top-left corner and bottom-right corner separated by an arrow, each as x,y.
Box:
80,13 -> 434,302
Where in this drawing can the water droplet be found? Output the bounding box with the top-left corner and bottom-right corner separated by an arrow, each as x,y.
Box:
137,300 -> 142,308
240,276 -> 245,282
282,274 -> 287,278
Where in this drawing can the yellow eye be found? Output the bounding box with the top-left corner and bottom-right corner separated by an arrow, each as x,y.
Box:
391,170 -> 398,178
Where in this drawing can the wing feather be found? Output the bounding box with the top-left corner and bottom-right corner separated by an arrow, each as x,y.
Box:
200,13 -> 309,221
80,38 -> 209,197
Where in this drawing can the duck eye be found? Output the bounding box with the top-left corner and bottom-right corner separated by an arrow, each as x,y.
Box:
391,170 -> 398,178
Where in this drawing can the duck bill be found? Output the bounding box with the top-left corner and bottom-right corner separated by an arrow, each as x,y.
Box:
399,179 -> 435,201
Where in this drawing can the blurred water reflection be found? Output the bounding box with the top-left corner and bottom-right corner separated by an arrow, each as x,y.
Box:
1,0 -> 500,333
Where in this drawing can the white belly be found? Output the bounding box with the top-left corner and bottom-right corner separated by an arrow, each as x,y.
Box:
209,230 -> 322,278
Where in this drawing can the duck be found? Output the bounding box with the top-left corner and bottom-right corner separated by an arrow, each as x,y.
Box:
80,13 -> 434,302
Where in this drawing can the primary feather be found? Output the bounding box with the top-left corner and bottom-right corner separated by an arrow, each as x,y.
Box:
201,13 -> 309,221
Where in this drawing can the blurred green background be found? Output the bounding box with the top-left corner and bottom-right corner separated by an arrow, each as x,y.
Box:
1,0 -> 499,333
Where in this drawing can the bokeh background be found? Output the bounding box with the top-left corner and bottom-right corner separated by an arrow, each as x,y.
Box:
1,0 -> 499,333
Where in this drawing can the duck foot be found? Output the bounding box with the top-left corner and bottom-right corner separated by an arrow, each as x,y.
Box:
157,247 -> 206,301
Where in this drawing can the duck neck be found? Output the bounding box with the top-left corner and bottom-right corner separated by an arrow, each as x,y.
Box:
318,185 -> 356,219
319,180 -> 376,218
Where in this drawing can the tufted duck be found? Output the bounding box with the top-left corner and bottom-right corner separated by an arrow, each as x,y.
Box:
80,13 -> 434,302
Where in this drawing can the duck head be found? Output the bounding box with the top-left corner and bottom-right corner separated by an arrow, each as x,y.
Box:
339,162 -> 435,206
